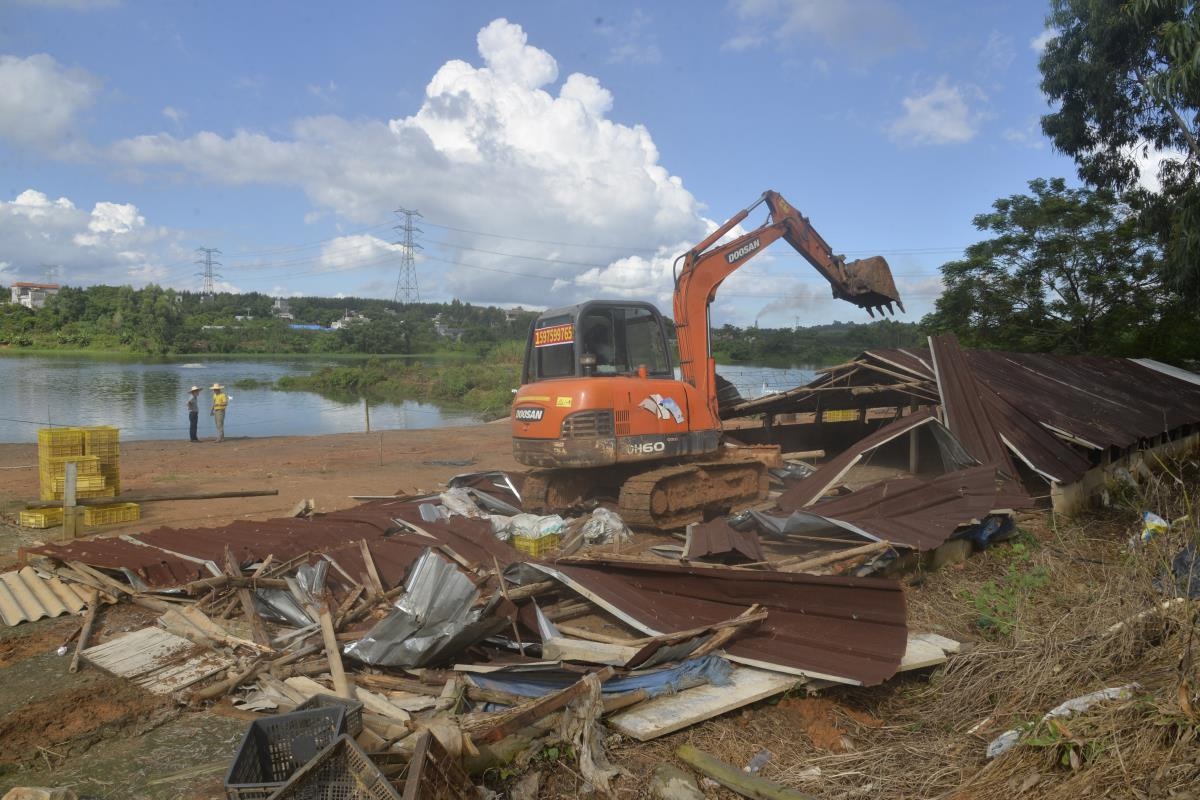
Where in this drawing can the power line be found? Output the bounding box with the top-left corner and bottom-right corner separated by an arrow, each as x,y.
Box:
393,208 -> 422,304
195,247 -> 223,301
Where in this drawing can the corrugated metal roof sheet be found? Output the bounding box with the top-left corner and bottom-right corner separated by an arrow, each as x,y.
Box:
805,464 -> 1005,551
27,500 -> 514,592
529,559 -> 908,686
0,566 -> 90,626
683,519 -> 765,564
929,335 -> 1031,507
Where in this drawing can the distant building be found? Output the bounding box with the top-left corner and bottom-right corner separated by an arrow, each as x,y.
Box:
330,310 -> 369,330
504,306 -> 528,323
432,312 -> 465,341
289,323 -> 329,332
9,282 -> 60,310
272,297 -> 294,320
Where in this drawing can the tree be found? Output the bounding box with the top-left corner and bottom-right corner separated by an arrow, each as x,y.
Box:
923,178 -> 1172,355
1040,0 -> 1200,289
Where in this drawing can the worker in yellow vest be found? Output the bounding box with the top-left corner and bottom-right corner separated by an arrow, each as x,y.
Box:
210,383 -> 230,442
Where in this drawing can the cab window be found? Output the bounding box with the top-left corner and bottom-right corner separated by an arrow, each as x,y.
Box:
531,315 -> 575,379
622,308 -> 671,376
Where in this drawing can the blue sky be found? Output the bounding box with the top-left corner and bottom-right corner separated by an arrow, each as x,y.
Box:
1,0 -> 1081,326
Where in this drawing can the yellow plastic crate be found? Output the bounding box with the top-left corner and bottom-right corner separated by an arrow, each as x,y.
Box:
77,486 -> 117,499
19,508 -> 64,529
84,502 -> 140,526
45,455 -> 101,476
38,427 -> 84,449
512,533 -> 560,558
52,474 -> 107,492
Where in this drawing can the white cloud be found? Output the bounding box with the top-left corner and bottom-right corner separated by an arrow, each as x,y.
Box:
978,31 -> 1015,75
1030,29 -> 1056,54
0,188 -> 184,286
0,53 -> 98,152
1003,118 -> 1045,149
726,0 -> 918,61
162,105 -> 186,125
317,234 -> 403,274
109,18 -> 709,308
1131,144 -> 1189,193
889,78 -> 983,146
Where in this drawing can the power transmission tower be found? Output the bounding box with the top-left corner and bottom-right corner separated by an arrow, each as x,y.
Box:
392,208 -> 422,304
42,264 -> 61,284
195,247 -> 223,301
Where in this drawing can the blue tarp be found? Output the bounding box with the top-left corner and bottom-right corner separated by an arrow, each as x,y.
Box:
467,654 -> 734,700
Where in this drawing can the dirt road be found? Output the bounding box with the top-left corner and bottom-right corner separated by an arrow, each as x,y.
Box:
0,422 -> 519,562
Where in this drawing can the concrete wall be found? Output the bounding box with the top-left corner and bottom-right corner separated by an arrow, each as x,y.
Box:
1051,431 -> 1200,515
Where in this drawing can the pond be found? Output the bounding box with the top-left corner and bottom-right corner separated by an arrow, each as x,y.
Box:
0,353 -> 817,443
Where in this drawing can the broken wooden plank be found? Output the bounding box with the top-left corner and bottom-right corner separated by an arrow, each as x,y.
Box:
223,547 -> 272,649
68,589 -> 100,673
541,636 -> 641,667
898,632 -> 962,671
315,601 -> 353,699
358,540 -> 386,597
83,626 -> 234,695
676,742 -> 818,800
609,666 -> 799,741
774,540 -> 892,573
474,666 -> 615,744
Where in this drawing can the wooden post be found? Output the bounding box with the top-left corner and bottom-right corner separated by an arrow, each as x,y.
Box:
364,397 -> 371,433
676,743 -> 819,800
317,602 -> 354,699
69,589 -> 100,673
908,401 -> 920,474
62,461 -> 85,540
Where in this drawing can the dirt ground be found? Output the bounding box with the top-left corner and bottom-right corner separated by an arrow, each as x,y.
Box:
0,422 -> 519,564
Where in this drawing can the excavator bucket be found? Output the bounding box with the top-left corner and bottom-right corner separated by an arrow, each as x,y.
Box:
834,255 -> 905,317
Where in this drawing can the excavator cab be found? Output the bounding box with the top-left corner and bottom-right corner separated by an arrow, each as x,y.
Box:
521,301 -> 674,384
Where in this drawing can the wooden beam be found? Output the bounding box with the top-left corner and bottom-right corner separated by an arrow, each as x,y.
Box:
68,589 -> 100,673
358,540 -> 387,597
474,666 -> 614,744
315,602 -> 353,699
224,547 -> 271,649
774,541 -> 892,573
676,743 -> 819,800
27,488 -> 279,510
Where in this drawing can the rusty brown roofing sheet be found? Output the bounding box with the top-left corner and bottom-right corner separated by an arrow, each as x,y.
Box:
929,335 -> 1031,507
968,351 -> 1200,450
534,559 -> 907,686
683,519 -> 765,564
30,500 -> 514,589
777,409 -> 941,511
977,382 -> 1092,484
806,464 -> 1004,551
25,537 -> 210,587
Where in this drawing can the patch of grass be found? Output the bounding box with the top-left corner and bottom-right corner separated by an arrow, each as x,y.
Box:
965,538 -> 1050,638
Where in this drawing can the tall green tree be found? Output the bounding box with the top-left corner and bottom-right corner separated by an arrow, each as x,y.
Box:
923,178 -> 1182,356
1040,0 -> 1200,289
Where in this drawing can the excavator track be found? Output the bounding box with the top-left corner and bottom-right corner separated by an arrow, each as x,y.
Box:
522,457 -> 769,530
617,458 -> 768,530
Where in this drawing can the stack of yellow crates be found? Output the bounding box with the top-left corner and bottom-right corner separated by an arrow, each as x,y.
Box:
81,426 -> 121,495
29,426 -> 136,528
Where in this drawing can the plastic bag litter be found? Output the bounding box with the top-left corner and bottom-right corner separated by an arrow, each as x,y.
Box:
986,684 -> 1139,758
498,513 -> 565,541
438,486 -> 485,518
1140,511 -> 1170,542
581,507 -> 630,544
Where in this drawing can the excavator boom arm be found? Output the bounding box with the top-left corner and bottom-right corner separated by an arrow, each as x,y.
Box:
673,190 -> 904,428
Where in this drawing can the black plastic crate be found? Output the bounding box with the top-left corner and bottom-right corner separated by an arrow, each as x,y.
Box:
266,734 -> 402,800
295,694 -> 364,737
225,707 -> 347,800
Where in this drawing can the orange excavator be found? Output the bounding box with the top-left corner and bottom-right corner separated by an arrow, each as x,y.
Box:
511,190 -> 904,528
